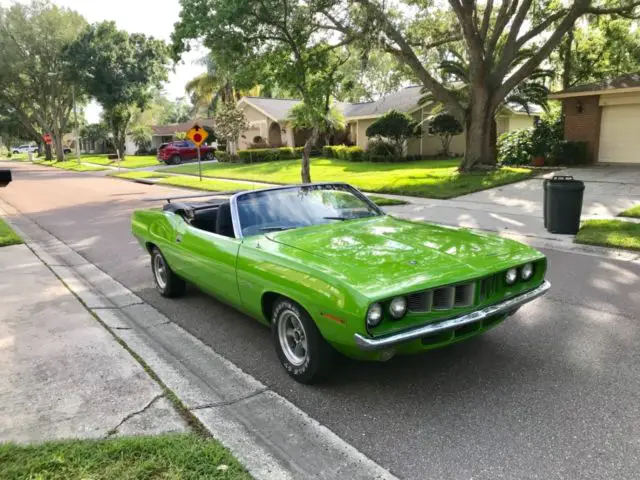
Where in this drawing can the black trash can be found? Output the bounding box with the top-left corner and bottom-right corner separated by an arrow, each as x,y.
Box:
544,175 -> 585,234
0,169 -> 11,188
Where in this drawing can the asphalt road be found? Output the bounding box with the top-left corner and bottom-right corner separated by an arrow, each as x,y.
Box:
2,162 -> 639,480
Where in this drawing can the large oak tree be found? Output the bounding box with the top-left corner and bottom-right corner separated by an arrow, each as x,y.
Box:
339,0 -> 640,171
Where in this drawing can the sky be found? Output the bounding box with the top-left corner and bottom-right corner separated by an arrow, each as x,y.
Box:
0,0 -> 206,123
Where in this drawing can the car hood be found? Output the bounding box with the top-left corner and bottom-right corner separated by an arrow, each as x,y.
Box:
265,215 -> 544,298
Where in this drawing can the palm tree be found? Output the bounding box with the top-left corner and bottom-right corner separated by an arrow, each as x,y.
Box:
186,55 -> 261,117
288,101 -> 345,183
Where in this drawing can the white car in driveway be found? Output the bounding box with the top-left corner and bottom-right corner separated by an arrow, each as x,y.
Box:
12,145 -> 38,154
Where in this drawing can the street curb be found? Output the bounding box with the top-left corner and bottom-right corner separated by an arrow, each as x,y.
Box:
0,198 -> 398,480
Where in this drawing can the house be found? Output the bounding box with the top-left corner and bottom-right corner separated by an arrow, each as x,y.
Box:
549,73 -> 640,164
150,118 -> 216,150
236,86 -> 540,155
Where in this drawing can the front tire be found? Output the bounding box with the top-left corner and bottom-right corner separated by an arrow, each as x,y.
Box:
170,154 -> 182,165
150,247 -> 185,298
272,298 -> 334,384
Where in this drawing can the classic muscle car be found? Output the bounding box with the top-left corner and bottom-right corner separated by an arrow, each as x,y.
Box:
132,183 -> 550,383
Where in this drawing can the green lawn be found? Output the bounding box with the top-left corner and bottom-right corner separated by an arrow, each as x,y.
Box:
0,153 -> 31,161
111,171 -> 172,180
367,195 -> 409,206
112,171 -> 410,206
81,154 -> 161,169
0,218 -> 22,247
35,160 -> 107,172
575,219 -> 640,251
165,158 -> 535,199
157,175 -> 263,192
0,433 -> 250,480
619,204 -> 640,219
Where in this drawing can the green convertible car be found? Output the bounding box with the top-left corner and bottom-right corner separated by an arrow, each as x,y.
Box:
132,183 -> 550,383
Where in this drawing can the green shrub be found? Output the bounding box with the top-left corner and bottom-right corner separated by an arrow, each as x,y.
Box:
551,140 -> 589,165
237,146 -> 304,163
498,129 -> 534,165
216,151 -> 232,162
322,145 -> 365,161
531,117 -> 563,157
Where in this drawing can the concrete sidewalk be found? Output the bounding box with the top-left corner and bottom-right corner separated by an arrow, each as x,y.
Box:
386,166 -> 640,244
0,243 -> 187,443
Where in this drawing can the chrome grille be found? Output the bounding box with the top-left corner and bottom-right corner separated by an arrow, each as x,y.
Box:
432,287 -> 455,310
407,290 -> 432,313
407,282 -> 477,313
454,283 -> 475,307
479,274 -> 501,301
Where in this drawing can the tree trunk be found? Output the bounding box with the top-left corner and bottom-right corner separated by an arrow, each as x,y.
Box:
460,91 -> 497,172
53,131 -> 64,161
301,128 -> 319,184
561,28 -> 574,90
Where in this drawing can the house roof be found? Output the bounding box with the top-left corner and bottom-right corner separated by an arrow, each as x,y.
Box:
238,86 -> 542,123
238,97 -> 302,122
151,118 -> 215,136
549,73 -> 640,99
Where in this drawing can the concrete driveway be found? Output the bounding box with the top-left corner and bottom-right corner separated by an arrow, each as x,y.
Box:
387,164 -> 640,241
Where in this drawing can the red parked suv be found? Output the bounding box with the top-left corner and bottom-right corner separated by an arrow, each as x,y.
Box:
157,141 -> 216,165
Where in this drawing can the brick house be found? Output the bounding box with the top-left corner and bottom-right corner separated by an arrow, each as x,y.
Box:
549,73 -> 640,164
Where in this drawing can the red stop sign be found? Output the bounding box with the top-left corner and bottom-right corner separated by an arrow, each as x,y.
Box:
193,133 -> 202,143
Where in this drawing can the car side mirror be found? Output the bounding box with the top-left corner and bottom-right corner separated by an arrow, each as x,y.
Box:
0,169 -> 11,188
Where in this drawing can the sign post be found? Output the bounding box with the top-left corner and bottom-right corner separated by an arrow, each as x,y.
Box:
186,124 -> 208,182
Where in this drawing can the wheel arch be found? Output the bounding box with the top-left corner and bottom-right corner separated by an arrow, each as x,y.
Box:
261,291 -> 312,324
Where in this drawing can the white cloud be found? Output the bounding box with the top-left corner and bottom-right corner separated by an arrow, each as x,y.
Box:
1,0 -> 206,123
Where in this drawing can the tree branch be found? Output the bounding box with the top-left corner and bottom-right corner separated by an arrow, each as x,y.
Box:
480,0 -> 493,41
353,0 -> 465,121
586,2 -> 640,18
494,2 -> 587,107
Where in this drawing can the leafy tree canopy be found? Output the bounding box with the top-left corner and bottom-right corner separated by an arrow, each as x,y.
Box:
65,21 -> 169,157
366,110 -> 421,155
428,112 -> 463,156
0,0 -> 88,159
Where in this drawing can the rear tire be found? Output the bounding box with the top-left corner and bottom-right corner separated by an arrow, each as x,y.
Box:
150,247 -> 185,298
170,154 -> 182,165
272,298 -> 334,384
204,151 -> 215,160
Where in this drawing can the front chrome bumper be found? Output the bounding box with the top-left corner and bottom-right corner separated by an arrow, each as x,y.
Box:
354,280 -> 551,351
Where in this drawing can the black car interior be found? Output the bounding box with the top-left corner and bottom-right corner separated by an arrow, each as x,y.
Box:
163,200 -> 235,238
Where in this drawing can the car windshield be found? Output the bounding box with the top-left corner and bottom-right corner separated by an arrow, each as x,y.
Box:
236,184 -> 382,237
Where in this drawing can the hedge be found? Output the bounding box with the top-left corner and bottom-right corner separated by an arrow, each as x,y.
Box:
322,145 -> 365,162
237,147 -> 304,163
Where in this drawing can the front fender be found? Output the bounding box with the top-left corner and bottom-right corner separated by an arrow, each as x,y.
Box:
237,238 -> 369,348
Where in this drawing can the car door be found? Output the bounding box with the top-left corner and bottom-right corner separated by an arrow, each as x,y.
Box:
172,220 -> 242,306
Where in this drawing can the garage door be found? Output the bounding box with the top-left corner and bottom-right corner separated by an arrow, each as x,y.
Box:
598,104 -> 640,163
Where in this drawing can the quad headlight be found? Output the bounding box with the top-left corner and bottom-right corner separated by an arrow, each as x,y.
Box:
389,296 -> 407,319
521,262 -> 534,280
505,267 -> 518,285
366,303 -> 383,327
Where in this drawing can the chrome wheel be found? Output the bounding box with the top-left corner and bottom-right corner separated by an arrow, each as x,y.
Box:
153,253 -> 167,290
277,309 -> 308,366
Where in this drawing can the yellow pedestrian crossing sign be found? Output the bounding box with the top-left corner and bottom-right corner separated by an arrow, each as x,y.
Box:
186,124 -> 208,147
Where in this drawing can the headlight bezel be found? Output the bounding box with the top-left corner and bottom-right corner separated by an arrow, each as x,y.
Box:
520,262 -> 534,281
505,267 -> 518,285
366,303 -> 383,328
389,296 -> 408,319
